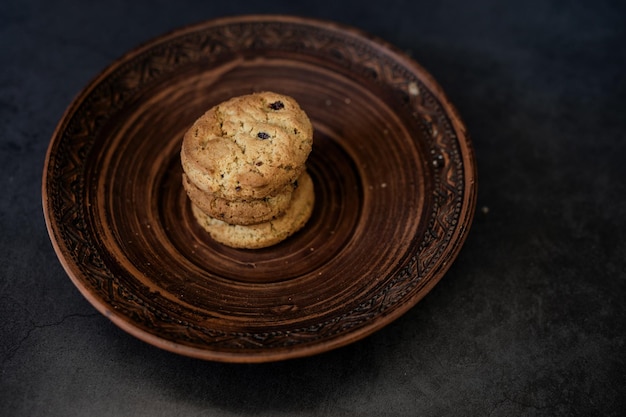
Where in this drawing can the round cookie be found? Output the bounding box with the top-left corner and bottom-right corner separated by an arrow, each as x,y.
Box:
191,171 -> 315,249
181,91 -> 313,200
182,173 -> 296,225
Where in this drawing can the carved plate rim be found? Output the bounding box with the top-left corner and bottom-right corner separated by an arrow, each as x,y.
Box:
42,15 -> 477,362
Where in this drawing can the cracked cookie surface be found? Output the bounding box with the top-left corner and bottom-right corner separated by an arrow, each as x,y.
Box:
181,92 -> 313,200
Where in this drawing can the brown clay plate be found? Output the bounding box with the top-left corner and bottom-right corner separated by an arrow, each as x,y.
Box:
43,15 -> 477,363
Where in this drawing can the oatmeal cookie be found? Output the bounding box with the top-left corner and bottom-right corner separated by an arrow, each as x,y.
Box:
181,91 -> 313,200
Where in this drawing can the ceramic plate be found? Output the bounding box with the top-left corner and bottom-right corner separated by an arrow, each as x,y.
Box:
43,15 -> 477,362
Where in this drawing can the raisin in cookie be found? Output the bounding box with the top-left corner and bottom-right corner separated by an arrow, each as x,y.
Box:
181,92 -> 313,200
191,170 -> 315,249
182,173 -> 296,225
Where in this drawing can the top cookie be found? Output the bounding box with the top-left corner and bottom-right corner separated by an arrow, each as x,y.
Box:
181,92 -> 313,200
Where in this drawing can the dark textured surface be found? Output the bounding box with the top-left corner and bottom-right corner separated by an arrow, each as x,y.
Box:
1,0 -> 625,415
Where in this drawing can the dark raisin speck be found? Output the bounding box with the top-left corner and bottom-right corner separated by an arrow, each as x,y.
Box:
255,161 -> 263,166
235,186 -> 242,191
257,132 -> 270,140
269,101 -> 284,110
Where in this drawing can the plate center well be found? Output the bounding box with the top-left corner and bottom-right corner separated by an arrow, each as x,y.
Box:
161,131 -> 364,285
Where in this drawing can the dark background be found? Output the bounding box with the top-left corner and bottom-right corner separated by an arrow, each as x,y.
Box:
2,0 -> 625,415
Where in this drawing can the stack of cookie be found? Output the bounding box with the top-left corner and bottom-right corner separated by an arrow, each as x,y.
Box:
180,91 -> 315,249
